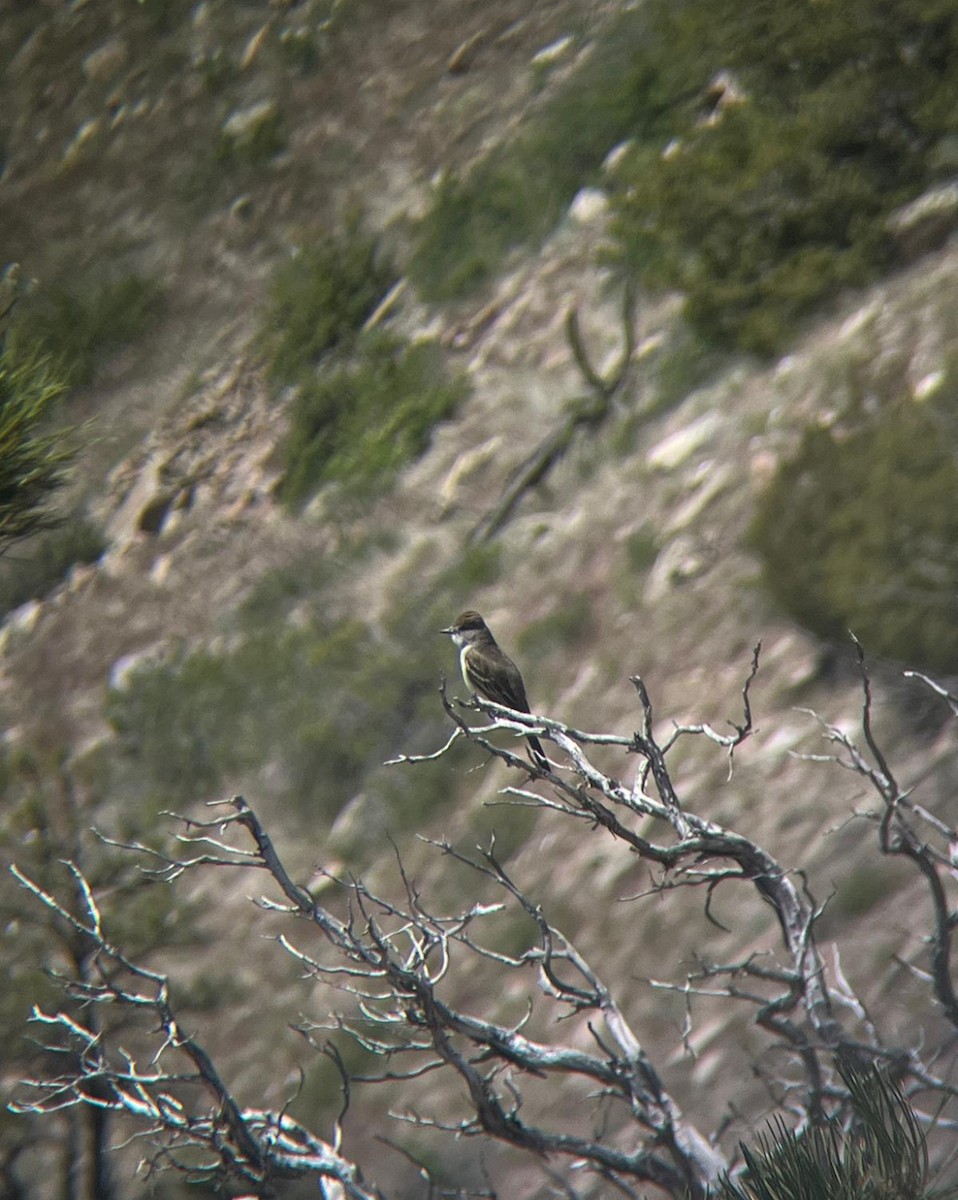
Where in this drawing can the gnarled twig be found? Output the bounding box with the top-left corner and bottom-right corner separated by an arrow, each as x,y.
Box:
470,280 -> 638,544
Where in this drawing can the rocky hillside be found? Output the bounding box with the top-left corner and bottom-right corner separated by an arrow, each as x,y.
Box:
2,2 -> 958,1196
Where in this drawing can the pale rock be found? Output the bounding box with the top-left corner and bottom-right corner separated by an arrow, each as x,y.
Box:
913,369 -> 945,401
66,562 -> 98,593
888,182 -> 958,261
158,501 -> 188,537
531,35 -> 573,67
663,462 -> 732,536
647,413 -> 721,471
221,99 -> 279,146
97,545 -> 132,578
602,140 -> 633,174
635,331 -> 666,360
438,436 -> 503,507
109,643 -> 169,692
241,23 -> 271,70
82,38 -> 128,85
108,454 -> 165,548
749,448 -> 778,486
230,193 -> 254,221
8,599 -> 42,635
760,723 -> 814,758
699,70 -> 747,126
150,554 -> 173,585
644,535 -> 705,602
447,28 -> 486,74
0,600 -> 42,657
63,117 -> 101,165
568,188 -> 608,225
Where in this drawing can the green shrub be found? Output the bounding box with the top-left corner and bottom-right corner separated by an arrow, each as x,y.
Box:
106,645 -> 235,809
0,514 -> 105,615
278,27 -> 320,73
409,163 -> 550,302
216,105 -> 286,167
0,340 -> 74,551
261,223 -> 398,383
609,0 -> 958,354
611,100 -> 892,354
831,864 -> 895,921
262,221 -> 466,512
408,10 -> 685,301
195,47 -> 235,93
105,616 -> 450,827
410,0 -> 958,329
136,0 -> 192,34
517,592 -> 593,660
278,331 -> 466,510
236,529 -> 399,629
721,1062 -> 951,1200
623,527 -> 660,575
453,541 -> 503,592
21,272 -> 164,387
750,392 -> 958,674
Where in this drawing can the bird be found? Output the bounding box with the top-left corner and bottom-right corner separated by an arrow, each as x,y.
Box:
441,610 -> 548,770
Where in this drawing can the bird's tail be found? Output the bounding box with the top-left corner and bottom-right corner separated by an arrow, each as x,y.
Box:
527,735 -> 549,772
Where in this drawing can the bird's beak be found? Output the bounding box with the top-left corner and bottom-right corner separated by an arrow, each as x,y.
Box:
440,626 -> 453,636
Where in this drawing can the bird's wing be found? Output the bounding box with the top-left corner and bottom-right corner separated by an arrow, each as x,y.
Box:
473,653 -> 531,713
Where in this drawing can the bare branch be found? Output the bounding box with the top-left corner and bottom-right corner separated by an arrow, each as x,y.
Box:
470,282 -> 638,544
13,649 -> 958,1198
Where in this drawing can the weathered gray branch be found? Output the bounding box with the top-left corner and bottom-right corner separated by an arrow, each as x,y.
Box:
469,280 -> 638,544
11,647 -> 958,1197
9,862 -> 385,1200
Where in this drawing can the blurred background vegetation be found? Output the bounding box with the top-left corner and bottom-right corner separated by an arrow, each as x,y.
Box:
751,386 -> 958,674
2,0 -> 958,1193
261,221 -> 468,510
412,0 -> 958,354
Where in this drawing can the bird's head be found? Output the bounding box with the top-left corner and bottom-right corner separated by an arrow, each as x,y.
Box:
441,610 -> 489,647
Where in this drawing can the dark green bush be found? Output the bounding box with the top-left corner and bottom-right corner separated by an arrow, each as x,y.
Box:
750,393 -> 958,674
0,340 -> 74,551
409,164 -> 547,301
610,96 -> 894,354
517,592 -> 593,660
720,1062 -> 953,1200
21,272 -> 164,387
236,529 -> 398,629
216,106 -> 286,167
262,223 -> 398,383
106,644 -> 237,807
0,514 -> 105,615
136,0 -> 192,34
278,331 -> 466,510
410,0 -> 958,331
610,0 -> 958,354
408,10 -> 685,301
105,616 -> 450,826
262,221 -> 465,511
624,526 -> 660,575
278,27 -> 320,73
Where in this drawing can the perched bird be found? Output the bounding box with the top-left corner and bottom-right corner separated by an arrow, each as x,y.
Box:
441,610 -> 548,770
